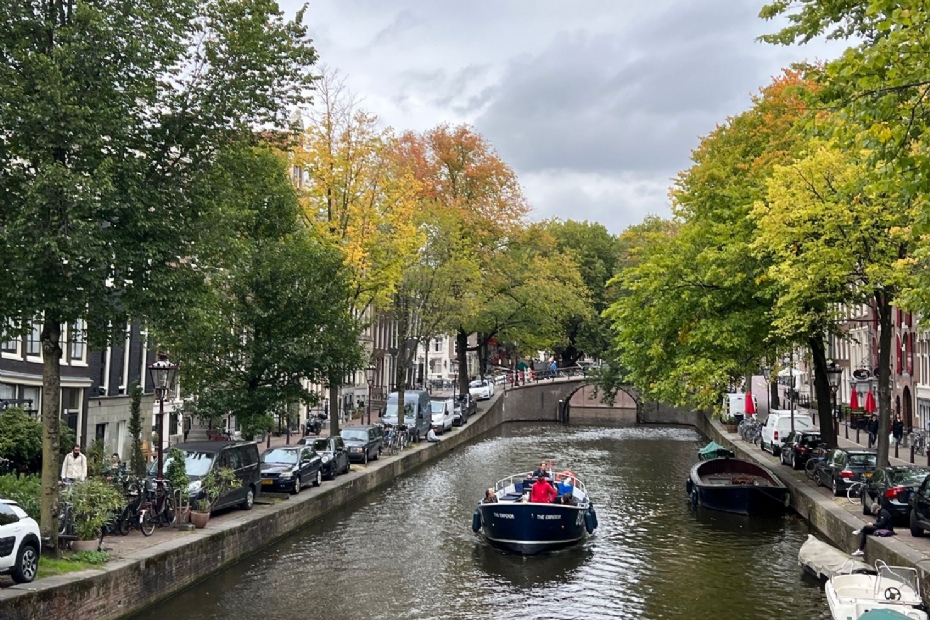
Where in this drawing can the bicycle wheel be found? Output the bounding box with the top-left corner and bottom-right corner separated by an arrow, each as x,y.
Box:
164,496 -> 177,526
805,459 -> 819,481
140,509 -> 156,536
847,482 -> 863,504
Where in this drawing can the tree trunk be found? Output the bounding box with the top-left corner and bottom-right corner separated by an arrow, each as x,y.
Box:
876,291 -> 894,468
329,384 -> 339,438
40,318 -> 62,556
769,375 -> 780,411
456,329 -> 469,396
808,336 -> 837,447
477,334 -> 488,377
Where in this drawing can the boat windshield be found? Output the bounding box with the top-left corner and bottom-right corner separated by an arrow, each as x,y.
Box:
876,564 -> 920,596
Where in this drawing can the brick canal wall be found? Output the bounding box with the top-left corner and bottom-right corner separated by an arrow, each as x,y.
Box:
0,394 -> 512,620
696,413 -> 930,600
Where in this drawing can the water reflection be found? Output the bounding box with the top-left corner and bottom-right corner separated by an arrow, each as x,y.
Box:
471,543 -> 594,588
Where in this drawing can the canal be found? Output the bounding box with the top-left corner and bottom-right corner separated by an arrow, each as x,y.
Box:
132,423 -> 829,620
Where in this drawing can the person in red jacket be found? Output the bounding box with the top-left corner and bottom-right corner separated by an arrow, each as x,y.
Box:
530,475 -> 557,503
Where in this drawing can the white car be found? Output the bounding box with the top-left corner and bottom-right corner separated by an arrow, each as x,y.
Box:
469,379 -> 495,401
759,410 -> 815,456
430,399 -> 454,433
0,498 -> 41,584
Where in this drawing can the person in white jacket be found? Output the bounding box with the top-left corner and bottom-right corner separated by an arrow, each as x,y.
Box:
60,445 -> 87,482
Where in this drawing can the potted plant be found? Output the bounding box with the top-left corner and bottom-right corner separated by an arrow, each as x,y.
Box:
722,414 -> 739,433
66,478 -> 125,551
190,467 -> 238,529
165,447 -> 191,524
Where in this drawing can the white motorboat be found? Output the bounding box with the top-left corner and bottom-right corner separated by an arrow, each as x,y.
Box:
826,560 -> 928,620
798,535 -> 873,580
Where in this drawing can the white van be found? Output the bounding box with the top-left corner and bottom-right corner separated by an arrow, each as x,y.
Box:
723,393 -> 757,418
760,409 -> 814,456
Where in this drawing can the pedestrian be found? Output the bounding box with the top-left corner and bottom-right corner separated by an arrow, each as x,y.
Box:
893,414 -> 904,446
427,426 -> 440,443
868,414 -> 879,448
60,444 -> 87,482
550,360 -> 557,380
852,502 -> 894,555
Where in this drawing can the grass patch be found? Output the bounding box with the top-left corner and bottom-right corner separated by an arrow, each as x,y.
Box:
37,551 -> 109,579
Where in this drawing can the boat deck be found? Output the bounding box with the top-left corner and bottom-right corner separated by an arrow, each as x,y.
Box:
702,473 -> 777,487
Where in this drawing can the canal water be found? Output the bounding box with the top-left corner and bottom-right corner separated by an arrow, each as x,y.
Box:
133,424 -> 829,620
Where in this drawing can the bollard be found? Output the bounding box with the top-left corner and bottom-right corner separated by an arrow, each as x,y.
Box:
856,427 -> 860,444
912,444 -> 916,464
895,441 -> 899,459
845,421 -> 849,440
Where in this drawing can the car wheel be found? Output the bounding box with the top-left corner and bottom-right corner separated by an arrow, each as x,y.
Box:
760,440 -> 766,453
313,470 -> 322,487
832,479 -> 842,497
363,451 -> 369,465
293,476 -> 301,495
11,542 -> 39,584
241,487 -> 254,510
344,459 -> 351,474
911,509 -> 925,537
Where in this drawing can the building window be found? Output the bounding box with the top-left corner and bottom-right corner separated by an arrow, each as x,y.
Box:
25,323 -> 41,357
0,383 -> 14,401
21,386 -> 40,414
95,423 -> 107,442
433,339 -> 442,353
70,320 -> 86,362
1,320 -> 19,356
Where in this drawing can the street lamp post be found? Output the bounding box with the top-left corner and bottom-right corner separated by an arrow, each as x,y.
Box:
826,359 -> 842,446
762,367 -> 771,416
366,365 -> 376,425
147,353 -> 177,485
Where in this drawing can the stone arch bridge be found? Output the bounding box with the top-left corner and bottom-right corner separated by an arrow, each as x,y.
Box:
498,377 -> 699,427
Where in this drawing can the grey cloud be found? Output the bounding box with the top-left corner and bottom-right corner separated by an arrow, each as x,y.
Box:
368,10 -> 422,49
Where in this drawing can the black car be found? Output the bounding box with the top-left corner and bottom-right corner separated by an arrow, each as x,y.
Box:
298,436 -> 350,480
340,426 -> 382,464
816,448 -> 877,497
259,446 -> 323,494
779,430 -> 823,469
862,466 -> 930,520
453,394 -> 477,426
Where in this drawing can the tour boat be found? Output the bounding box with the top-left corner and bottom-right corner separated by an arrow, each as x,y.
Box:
472,469 -> 597,555
826,561 -> 928,620
687,456 -> 789,515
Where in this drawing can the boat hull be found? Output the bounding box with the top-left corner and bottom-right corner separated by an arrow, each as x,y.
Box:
478,502 -> 588,555
689,458 -> 789,516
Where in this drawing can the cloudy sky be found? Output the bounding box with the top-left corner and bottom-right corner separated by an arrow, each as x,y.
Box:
281,1 -> 844,233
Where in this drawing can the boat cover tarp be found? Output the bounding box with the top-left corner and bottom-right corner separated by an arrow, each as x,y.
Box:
860,611 -> 913,620
698,441 -> 734,460
798,534 -> 873,579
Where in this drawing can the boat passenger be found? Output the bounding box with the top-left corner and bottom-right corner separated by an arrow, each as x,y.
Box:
530,475 -> 557,503
483,488 -> 498,503
557,475 -> 574,496
561,492 -> 578,506
532,462 -> 551,478
852,502 -> 894,556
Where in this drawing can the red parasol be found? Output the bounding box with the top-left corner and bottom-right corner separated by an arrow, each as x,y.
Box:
850,388 -> 859,410
864,390 -> 877,413
745,392 -> 756,415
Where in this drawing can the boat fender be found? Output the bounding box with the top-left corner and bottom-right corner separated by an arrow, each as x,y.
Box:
471,509 -> 482,533
690,489 -> 698,507
584,506 -> 598,534
685,478 -> 693,496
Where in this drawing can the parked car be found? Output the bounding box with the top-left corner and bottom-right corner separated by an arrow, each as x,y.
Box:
340,425 -> 383,464
779,430 -> 823,469
259,446 -> 322,494
759,410 -> 815,456
469,379 -> 495,401
861,466 -> 930,520
453,394 -> 476,426
0,498 -> 40,584
430,398 -> 454,433
381,390 -> 432,442
157,441 -> 262,512
815,447 -> 877,497
908,473 -> 930,536
298,436 -> 350,480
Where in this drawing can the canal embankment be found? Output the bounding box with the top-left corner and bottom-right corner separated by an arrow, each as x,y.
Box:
0,381 -> 561,620
698,414 -> 930,598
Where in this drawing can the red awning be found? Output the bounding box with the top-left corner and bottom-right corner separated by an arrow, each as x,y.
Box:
850,388 -> 859,410
864,390 -> 877,413
745,393 -> 756,414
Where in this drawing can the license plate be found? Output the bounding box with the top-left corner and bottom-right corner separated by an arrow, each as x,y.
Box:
865,472 -> 873,478
262,479 -> 273,485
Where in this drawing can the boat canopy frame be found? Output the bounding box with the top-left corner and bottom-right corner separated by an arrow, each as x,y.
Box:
493,470 -> 588,497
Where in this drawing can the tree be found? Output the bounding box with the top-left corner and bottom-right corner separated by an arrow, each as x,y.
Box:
0,409 -> 43,473
0,0 -> 316,551
752,140 -> 913,462
128,382 -> 146,478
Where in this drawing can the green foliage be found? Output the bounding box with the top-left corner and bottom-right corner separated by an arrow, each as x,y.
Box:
165,447 -> 190,506
128,383 -> 146,478
0,408 -> 42,472
86,438 -> 106,478
67,550 -> 109,565
64,478 -> 125,541
197,467 -> 239,512
0,473 -> 40,520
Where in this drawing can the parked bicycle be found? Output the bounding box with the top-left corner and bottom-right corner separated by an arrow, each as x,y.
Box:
738,418 -> 763,444
138,478 -> 176,536
805,447 -> 830,482
846,479 -> 866,504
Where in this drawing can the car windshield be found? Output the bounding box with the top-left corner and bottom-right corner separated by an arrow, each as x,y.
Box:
469,380 -> 484,388
383,403 -> 415,420
261,449 -> 299,464
800,435 -> 821,446
341,430 -> 368,441
154,450 -> 214,478
848,454 -> 877,467
312,439 -> 331,452
890,469 -> 930,485
430,401 -> 449,413
454,395 -> 468,403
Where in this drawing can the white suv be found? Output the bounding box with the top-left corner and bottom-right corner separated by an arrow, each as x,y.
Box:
759,410 -> 815,456
0,498 -> 41,584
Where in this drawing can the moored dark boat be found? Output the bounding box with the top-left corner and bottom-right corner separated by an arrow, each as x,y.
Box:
687,457 -> 789,516
473,470 -> 597,555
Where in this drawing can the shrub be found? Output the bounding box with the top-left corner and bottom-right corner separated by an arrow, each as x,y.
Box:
0,408 -> 42,472
0,473 -> 41,519
64,478 -> 125,540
